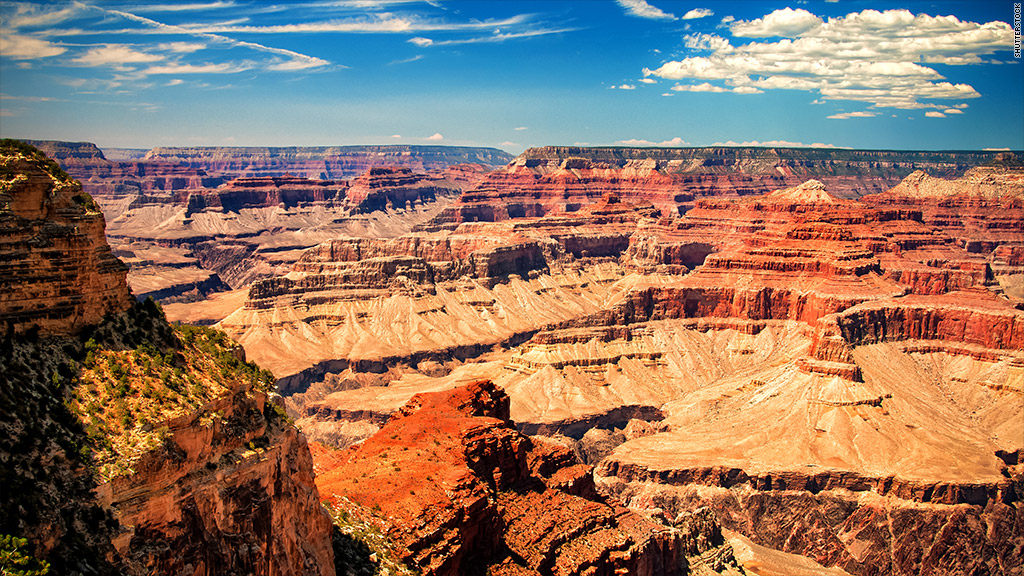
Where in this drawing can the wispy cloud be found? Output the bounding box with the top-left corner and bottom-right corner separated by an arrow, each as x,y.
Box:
408,26 -> 576,47
712,139 -> 844,148
644,8 -> 1011,112
129,2 -> 238,12
827,111 -> 878,119
74,45 -> 165,68
615,0 -> 676,21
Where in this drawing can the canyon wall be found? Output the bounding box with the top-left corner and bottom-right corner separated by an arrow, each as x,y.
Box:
0,142 -> 336,576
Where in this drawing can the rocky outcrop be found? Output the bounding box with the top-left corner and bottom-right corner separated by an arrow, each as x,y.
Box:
0,140 -> 133,335
99,383 -> 334,576
313,379 -> 740,576
428,146 -> 1009,226
0,143 -> 336,576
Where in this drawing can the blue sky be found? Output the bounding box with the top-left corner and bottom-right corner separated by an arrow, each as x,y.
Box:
1,1 -> 1020,152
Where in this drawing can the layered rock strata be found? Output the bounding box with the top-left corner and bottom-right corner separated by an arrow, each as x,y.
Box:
428,146 -> 1010,225
313,379 -> 743,576
0,143 -> 336,576
0,140 -> 133,335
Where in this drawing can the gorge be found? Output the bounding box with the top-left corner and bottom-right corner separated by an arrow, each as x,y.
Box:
3,140 -> 1022,576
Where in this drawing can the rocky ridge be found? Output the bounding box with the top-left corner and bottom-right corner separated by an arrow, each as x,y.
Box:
313,379 -> 745,576
1,140 -> 134,335
26,140 -> 506,310
228,153 -> 1024,575
0,142 -> 336,575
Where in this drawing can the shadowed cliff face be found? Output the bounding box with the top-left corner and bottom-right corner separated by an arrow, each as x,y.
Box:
0,142 -> 336,576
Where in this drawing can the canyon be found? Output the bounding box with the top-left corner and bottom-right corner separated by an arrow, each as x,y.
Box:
5,140 -> 1023,575
215,147 -> 1021,575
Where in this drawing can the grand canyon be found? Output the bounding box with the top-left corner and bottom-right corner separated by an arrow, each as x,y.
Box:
2,137 -> 1021,576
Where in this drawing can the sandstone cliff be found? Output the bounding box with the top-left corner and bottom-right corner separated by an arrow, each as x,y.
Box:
313,379 -> 743,576
0,142 -> 335,576
1,139 -> 134,335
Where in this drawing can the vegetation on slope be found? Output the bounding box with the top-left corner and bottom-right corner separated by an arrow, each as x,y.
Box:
0,297 -> 282,573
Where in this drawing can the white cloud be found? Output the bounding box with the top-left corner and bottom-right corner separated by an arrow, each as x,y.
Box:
670,82 -> 761,94
165,78 -> 184,86
637,78 -> 657,84
682,9 -> 714,20
408,37 -> 433,46
4,5 -> 80,29
712,140 -> 843,148
141,62 -> 249,75
617,136 -> 690,146
615,0 -> 676,21
943,108 -> 964,114
0,33 -> 66,59
612,84 -> 636,90
672,82 -> 727,93
427,132 -> 444,140
130,2 -> 236,11
984,147 -> 1011,151
827,111 -> 878,119
514,126 -> 528,131
731,86 -> 763,94
731,8 -> 822,37
644,8 -> 1010,112
74,45 -> 165,67
925,110 -> 946,117
391,134 -> 402,138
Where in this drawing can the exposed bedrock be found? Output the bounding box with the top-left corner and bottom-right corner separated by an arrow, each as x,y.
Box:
99,389 -> 335,576
600,481 -> 1023,576
312,379 -> 742,576
0,143 -> 133,335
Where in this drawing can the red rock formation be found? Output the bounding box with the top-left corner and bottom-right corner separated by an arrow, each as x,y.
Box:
313,380 -> 726,576
99,389 -> 335,576
0,142 -> 133,335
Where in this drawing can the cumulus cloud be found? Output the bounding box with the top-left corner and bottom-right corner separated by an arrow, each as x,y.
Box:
427,132 -> 444,140
682,9 -> 714,20
925,110 -> 946,117
827,111 -> 878,119
670,82 -> 761,94
637,78 -> 657,84
615,0 -> 676,21
617,136 -> 690,146
943,108 -> 964,114
644,8 -> 1011,111
612,84 -> 636,90
730,7 -> 822,37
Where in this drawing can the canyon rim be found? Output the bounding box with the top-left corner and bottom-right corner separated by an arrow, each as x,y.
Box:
2,1 -> 1024,575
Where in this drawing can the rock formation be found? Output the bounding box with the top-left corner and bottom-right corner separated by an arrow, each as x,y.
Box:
25,140 -> 507,314
313,379 -> 743,575
227,149 -> 1023,575
429,146 -> 1008,225
0,142 -> 336,576
0,139 -> 133,335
